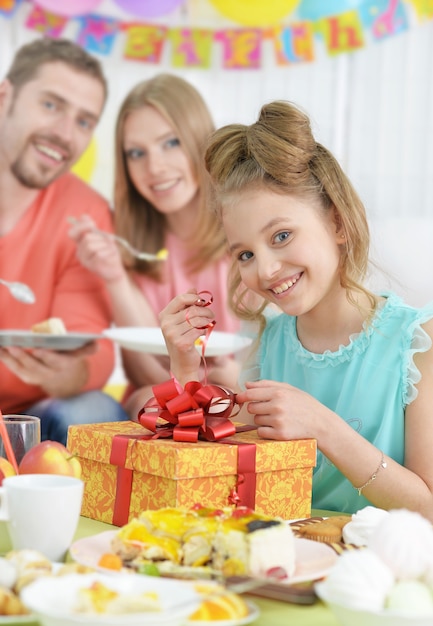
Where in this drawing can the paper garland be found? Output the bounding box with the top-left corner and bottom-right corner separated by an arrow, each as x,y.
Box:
4,0 -> 433,69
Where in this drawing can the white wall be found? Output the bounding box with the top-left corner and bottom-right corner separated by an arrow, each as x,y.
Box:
1,2 -> 433,307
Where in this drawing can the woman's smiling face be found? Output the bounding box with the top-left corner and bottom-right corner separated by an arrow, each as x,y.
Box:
122,105 -> 198,218
223,187 -> 344,317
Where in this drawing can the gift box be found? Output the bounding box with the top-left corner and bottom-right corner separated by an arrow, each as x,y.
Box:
67,421 -> 316,526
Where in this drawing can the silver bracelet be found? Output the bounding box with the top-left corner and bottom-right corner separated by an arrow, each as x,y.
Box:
354,451 -> 387,496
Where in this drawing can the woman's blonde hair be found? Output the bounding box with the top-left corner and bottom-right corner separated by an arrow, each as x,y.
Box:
204,100 -> 377,326
114,73 -> 226,279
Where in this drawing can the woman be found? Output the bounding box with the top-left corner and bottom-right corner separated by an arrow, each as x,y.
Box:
70,74 -> 240,419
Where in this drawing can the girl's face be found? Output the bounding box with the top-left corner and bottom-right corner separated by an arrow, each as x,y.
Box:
122,105 -> 198,217
223,188 -> 345,317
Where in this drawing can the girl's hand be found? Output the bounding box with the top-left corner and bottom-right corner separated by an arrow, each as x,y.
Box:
68,215 -> 125,284
159,290 -> 216,385
236,379 -> 329,441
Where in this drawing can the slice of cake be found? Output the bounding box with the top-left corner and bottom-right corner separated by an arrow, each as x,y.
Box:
111,506 -> 296,581
31,317 -> 67,335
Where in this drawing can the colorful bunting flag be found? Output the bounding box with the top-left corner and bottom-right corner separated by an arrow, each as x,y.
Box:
25,5 -> 67,37
123,23 -> 167,62
1,0 -> 432,69
76,15 -> 119,55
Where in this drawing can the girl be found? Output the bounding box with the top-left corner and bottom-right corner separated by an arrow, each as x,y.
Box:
159,100 -> 433,518
70,74 -> 239,419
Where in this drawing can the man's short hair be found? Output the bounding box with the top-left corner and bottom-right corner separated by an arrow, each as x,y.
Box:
6,38 -> 108,101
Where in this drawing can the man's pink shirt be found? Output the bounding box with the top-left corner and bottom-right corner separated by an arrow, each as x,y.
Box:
0,173 -> 115,413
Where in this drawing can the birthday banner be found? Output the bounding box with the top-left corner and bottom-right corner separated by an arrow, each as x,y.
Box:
1,0 -> 432,69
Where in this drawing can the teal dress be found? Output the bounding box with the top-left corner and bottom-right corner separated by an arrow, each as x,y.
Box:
252,293 -> 433,514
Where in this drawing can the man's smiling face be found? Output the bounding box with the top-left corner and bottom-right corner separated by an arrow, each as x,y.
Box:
0,61 -> 104,189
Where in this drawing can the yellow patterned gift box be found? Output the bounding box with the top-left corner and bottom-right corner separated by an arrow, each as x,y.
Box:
67,421 -> 316,526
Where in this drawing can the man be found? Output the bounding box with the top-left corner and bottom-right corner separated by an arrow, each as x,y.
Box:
0,38 -> 129,444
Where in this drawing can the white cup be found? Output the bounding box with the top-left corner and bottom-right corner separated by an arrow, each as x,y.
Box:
0,474 -> 84,562
0,415 -> 41,465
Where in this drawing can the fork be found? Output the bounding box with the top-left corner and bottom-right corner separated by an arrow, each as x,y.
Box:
68,217 -> 168,262
166,575 -> 316,612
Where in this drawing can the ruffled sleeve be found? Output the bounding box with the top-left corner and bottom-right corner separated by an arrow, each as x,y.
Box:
403,304 -> 433,405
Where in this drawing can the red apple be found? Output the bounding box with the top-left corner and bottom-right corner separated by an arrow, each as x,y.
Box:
0,457 -> 17,485
18,441 -> 82,479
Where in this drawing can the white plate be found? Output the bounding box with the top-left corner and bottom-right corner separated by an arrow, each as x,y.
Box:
184,600 -> 259,626
70,531 -> 337,585
0,331 -> 102,351
103,327 -> 253,356
21,572 -> 202,626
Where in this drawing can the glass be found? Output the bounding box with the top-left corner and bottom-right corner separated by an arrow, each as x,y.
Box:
0,415 -> 41,465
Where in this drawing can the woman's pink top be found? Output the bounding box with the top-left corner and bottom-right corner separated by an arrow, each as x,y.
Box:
134,231 -> 240,333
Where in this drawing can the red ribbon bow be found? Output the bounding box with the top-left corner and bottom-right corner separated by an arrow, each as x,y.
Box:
137,378 -> 240,443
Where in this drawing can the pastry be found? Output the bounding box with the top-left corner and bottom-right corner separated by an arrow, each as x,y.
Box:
342,505 -> 389,546
0,586 -> 30,616
296,516 -> 351,544
111,506 -> 297,580
367,508 -> 433,580
31,317 -> 67,334
318,548 -> 395,611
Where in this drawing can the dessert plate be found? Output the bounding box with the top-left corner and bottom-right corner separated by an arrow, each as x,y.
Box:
21,572 -> 202,626
0,331 -> 101,351
69,531 -> 337,585
102,327 -> 253,356
184,600 -> 259,626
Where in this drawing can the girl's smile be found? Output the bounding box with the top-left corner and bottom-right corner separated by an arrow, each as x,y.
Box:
269,272 -> 302,296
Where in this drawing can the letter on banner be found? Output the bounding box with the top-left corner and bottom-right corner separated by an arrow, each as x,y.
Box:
315,10 -> 364,55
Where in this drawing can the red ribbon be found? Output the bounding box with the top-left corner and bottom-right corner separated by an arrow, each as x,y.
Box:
185,290 -> 216,382
137,378 -> 240,443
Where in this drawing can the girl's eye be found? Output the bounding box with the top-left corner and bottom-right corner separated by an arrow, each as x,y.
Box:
125,148 -> 144,160
274,230 -> 290,244
165,137 -> 180,149
238,250 -> 253,262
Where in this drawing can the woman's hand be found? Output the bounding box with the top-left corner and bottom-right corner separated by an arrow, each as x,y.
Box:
68,215 -> 125,284
159,290 -> 216,386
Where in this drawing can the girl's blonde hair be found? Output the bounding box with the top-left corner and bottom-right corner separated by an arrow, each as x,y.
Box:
204,100 -> 377,326
114,73 -> 227,279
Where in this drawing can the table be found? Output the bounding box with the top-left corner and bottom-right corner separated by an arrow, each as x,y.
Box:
0,513 -> 341,626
